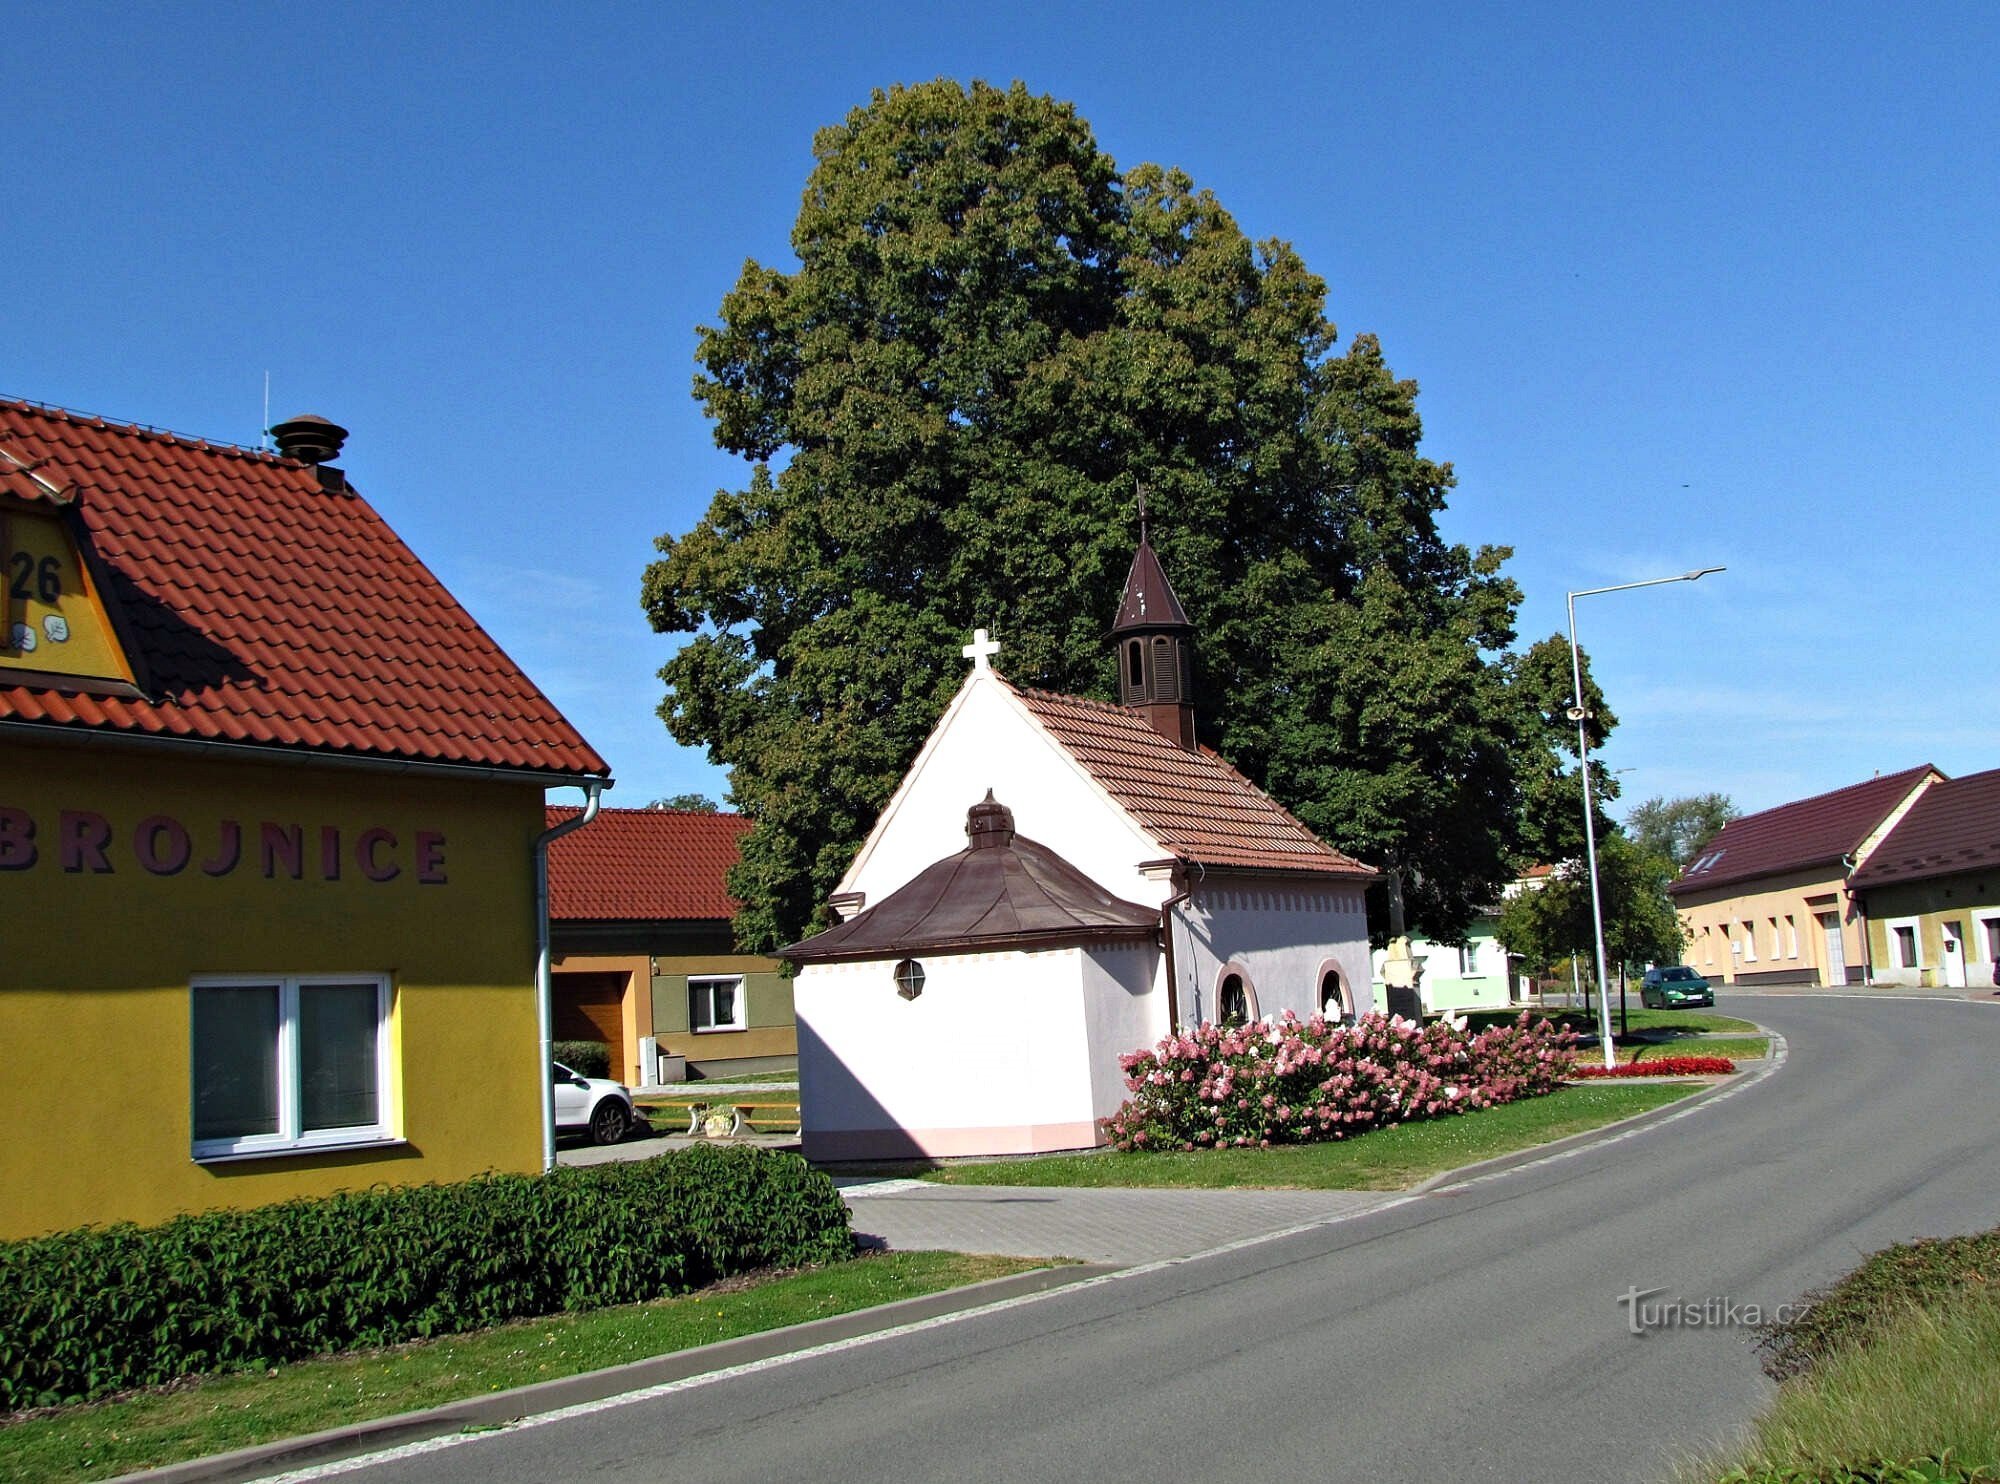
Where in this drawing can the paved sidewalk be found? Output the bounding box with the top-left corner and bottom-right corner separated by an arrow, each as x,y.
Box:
836,1179 -> 1399,1264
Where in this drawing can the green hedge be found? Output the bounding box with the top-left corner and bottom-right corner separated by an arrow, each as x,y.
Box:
0,1145 -> 851,1409
552,1040 -> 611,1079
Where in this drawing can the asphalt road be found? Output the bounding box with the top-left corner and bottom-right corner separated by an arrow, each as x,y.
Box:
293,995 -> 2000,1484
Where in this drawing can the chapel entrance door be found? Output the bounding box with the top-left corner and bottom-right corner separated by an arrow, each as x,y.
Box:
1818,913 -> 1846,987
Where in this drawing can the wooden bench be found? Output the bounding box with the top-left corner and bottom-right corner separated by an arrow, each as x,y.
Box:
680,1100 -> 802,1136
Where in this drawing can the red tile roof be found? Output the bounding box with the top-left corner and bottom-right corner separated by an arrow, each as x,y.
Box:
1669,765 -> 1938,897
0,399 -> 607,777
546,806 -> 750,921
1010,684 -> 1377,879
1849,768 -> 2000,889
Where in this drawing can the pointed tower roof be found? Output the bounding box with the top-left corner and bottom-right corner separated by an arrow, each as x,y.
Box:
1112,535 -> 1191,632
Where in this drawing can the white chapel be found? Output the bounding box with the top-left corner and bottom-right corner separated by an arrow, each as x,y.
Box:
782,532 -> 1378,1160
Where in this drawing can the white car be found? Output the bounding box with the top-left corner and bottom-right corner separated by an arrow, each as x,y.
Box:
552,1061 -> 635,1144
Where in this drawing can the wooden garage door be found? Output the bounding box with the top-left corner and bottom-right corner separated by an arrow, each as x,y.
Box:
553,972 -> 627,1080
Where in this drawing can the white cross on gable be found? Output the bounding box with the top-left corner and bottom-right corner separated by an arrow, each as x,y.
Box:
962,628 -> 1001,672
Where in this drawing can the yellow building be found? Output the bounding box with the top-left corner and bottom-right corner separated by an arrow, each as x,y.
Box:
0,402 -> 608,1239
1667,766 -> 1937,988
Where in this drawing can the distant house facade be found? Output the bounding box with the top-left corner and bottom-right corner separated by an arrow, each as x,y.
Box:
0,401 -> 608,1240
1370,918 -> 1517,1015
1667,766 -> 1940,987
547,806 -> 794,1085
1847,768 -> 2000,990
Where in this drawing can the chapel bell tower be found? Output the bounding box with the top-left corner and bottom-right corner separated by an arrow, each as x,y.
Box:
1112,506 -> 1197,751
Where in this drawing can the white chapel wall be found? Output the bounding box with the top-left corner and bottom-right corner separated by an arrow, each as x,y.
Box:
843,673 -> 1167,909
1078,941 -> 1167,1117
1175,881 -> 1373,1025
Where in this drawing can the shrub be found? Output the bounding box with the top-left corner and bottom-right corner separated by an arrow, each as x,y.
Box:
553,1040 -> 612,1079
1105,1010 -> 1575,1152
0,1145 -> 851,1410
1715,1457 -> 1997,1483
1758,1230 -> 2000,1382
1571,1055 -> 1736,1077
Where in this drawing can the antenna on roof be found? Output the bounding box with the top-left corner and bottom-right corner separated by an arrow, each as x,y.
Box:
261,372 -> 271,452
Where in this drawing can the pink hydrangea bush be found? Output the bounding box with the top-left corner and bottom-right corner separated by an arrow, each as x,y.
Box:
1105,1011 -> 1577,1152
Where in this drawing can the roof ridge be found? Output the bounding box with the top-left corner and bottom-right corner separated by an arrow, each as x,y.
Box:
548,804 -> 745,821
1,395 -> 286,465
1724,763 -> 1938,826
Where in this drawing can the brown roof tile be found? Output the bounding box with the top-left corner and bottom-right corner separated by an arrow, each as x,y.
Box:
0,399 -> 607,777
1669,764 -> 1938,897
1849,768 -> 2000,889
1010,683 -> 1377,879
546,806 -> 749,921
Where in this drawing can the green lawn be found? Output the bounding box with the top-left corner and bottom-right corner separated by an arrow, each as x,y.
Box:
0,1251 -> 1046,1484
918,1083 -> 1697,1192
1455,1007 -> 1759,1036
1619,1036 -> 1769,1064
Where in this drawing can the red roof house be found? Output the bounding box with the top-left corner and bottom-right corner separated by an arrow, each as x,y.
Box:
1847,767 -> 2000,987
0,398 -> 608,1237
545,806 -> 795,1086
1666,766 -> 1940,987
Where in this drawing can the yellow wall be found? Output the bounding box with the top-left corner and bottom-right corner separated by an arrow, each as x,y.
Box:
0,741 -> 546,1239
1672,867 -> 1860,986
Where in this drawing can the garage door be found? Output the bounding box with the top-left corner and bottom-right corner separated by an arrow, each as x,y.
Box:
553,972 -> 628,1081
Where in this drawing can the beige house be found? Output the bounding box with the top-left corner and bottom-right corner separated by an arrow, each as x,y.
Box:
1667,766 -> 1939,987
1848,768 -> 2000,990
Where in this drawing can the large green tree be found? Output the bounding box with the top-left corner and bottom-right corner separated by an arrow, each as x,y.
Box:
1627,792 -> 1739,869
645,79 -> 1604,952
1493,835 -> 1686,983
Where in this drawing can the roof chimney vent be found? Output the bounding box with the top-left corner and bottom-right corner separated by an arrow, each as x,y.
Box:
270,413 -> 348,465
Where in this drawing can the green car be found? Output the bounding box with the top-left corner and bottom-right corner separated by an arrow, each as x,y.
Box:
1641,965 -> 1714,1008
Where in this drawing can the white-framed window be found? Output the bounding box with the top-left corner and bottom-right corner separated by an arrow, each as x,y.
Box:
1891,922 -> 1921,970
191,974 -> 394,1161
689,975 -> 746,1032
1740,922 -> 1757,962
1784,915 -> 1800,959
1769,918 -> 1782,959
1983,917 -> 2000,963
1458,943 -> 1483,977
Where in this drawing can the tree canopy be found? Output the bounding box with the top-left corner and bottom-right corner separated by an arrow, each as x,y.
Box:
645,79 -> 1611,952
1492,836 -> 1685,983
1627,793 -> 1740,869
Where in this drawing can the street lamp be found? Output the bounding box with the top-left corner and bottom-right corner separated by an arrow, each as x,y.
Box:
1567,567 -> 1725,1069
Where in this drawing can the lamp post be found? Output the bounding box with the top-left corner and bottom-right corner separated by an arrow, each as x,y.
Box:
1568,567 -> 1725,1069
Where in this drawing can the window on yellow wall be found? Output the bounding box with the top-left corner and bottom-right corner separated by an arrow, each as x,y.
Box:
191,975 -> 393,1160
1741,923 -> 1757,962
1785,916 -> 1799,958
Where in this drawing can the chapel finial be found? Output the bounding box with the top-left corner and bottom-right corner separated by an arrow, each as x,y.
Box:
1136,482 -> 1149,546
962,628 -> 1001,673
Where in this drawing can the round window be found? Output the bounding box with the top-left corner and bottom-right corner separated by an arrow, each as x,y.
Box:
894,958 -> 926,1001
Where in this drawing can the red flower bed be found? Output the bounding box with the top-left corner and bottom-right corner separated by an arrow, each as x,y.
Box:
1570,1055 -> 1736,1077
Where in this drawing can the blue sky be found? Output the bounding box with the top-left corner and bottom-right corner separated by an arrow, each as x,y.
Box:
10,2 -> 1996,819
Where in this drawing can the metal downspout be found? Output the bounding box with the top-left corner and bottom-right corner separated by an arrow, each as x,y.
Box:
536,781 -> 604,1174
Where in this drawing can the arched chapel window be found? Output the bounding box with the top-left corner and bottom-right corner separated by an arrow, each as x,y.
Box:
1152,636 -> 1178,701
1218,972 -> 1250,1026
1127,640 -> 1144,689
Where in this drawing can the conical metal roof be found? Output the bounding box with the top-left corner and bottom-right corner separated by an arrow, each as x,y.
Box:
1111,536 -> 1191,632
780,792 -> 1159,964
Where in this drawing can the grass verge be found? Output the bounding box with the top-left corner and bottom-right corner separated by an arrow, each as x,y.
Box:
915,1083 -> 1696,1191
1621,1036 -> 1768,1064
0,1251 -> 1046,1484
1456,1007 -> 1759,1035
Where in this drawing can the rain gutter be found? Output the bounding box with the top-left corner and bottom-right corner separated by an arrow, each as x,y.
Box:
535,781 -> 604,1173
